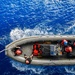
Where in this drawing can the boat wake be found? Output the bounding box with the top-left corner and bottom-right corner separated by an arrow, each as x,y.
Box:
10,22 -> 75,41
65,66 -> 75,74
10,60 -> 45,75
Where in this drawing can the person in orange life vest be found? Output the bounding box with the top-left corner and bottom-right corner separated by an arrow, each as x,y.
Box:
33,43 -> 41,56
24,54 -> 33,64
13,46 -> 22,56
33,43 -> 40,49
33,49 -> 39,56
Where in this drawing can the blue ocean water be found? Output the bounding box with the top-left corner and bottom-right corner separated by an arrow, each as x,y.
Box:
0,0 -> 75,75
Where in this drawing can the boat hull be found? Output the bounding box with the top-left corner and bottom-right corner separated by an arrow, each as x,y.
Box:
5,35 -> 75,65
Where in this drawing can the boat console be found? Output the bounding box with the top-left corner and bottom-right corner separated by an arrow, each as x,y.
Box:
40,44 -> 62,57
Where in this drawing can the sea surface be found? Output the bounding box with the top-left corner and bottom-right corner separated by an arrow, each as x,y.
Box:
0,0 -> 75,75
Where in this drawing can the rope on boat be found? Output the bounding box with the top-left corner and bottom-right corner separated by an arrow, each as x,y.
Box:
0,49 -> 6,54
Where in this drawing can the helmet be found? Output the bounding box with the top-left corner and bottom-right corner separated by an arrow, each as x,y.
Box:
15,49 -> 22,55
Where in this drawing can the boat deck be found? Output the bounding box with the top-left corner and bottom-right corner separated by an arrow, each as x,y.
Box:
19,43 -> 75,60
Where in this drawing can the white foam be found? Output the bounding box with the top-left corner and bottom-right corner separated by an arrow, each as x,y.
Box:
10,23 -> 75,41
10,26 -> 51,41
44,0 -> 50,4
10,4 -> 17,8
65,67 -> 75,74
10,60 -> 45,74
67,23 -> 75,31
10,28 -> 25,41
63,23 -> 75,34
44,0 -> 60,4
69,0 -> 75,4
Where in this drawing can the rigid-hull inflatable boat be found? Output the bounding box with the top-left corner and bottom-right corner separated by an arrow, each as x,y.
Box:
5,35 -> 75,65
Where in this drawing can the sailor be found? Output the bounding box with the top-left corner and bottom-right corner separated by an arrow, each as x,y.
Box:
61,39 -> 68,46
13,46 -> 22,56
65,46 -> 72,53
33,43 -> 40,50
33,43 -> 41,56
65,46 -> 72,57
24,54 -> 33,64
33,49 -> 39,56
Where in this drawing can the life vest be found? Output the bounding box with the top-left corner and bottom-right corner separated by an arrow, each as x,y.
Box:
15,49 -> 22,55
37,44 -> 40,48
33,43 -> 40,50
33,49 -> 39,56
33,43 -> 41,56
33,44 -> 37,49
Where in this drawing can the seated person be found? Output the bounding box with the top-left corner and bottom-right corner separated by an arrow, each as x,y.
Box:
65,46 -> 72,57
33,49 -> 39,56
65,46 -> 72,52
33,43 -> 41,56
33,43 -> 40,50
24,54 -> 33,64
61,39 -> 68,46
13,46 -> 22,56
